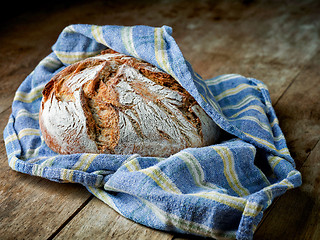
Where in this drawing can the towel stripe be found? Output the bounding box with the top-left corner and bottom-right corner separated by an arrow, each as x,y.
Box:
262,186 -> 273,209
87,186 -> 120,213
8,150 -> 21,160
191,191 -> 264,219
121,27 -> 140,59
8,156 -> 19,170
193,73 -> 222,113
5,128 -> 40,145
32,164 -> 46,177
245,131 -> 289,156
229,115 -> 272,136
24,147 -> 41,160
227,105 -> 266,119
243,201 -> 263,218
124,157 -> 141,172
13,84 -> 45,103
15,109 -> 39,120
72,153 -> 99,172
212,146 -> 250,197
190,191 -> 246,212
205,74 -> 243,86
4,133 -> 18,145
242,132 -> 290,157
177,152 -> 224,191
40,156 -> 56,167
278,176 -> 295,189
268,156 -> 282,170
38,55 -> 62,70
270,117 -> 279,127
215,83 -> 265,102
63,25 -> 76,33
141,166 -> 182,194
61,168 -> 74,182
141,197 -> 237,239
54,50 -> 102,64
91,25 -> 109,47
154,28 -> 178,81
221,95 -> 261,111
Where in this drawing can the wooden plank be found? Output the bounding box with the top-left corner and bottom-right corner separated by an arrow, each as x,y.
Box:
254,50 -> 320,238
296,140 -> 320,239
174,0 -> 320,103
53,197 -> 174,240
0,150 -> 92,239
0,11 -> 93,239
0,20 -> 96,235
171,234 -> 207,240
270,50 -> 320,169
2,0 -> 318,111
0,149 -> 92,239
0,108 -> 11,141
254,140 -> 320,240
0,109 -> 92,239
0,23 -> 54,114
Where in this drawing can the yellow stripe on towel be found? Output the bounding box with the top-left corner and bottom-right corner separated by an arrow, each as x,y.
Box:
141,166 -> 182,194
212,146 -> 250,197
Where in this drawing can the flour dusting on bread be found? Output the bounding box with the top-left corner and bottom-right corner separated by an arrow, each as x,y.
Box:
39,49 -> 220,157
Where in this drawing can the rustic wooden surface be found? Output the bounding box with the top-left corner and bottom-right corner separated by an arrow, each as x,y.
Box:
0,0 -> 319,239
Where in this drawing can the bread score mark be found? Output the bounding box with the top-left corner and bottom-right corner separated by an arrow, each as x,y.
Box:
40,49 -> 220,157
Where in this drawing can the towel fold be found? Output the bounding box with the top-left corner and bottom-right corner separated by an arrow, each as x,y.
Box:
3,24 -> 301,240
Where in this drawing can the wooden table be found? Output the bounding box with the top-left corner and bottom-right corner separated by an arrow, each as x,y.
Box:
1,0 -> 319,239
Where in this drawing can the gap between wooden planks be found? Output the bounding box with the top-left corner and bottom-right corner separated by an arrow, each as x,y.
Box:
254,50 -> 320,239
0,121 -> 93,239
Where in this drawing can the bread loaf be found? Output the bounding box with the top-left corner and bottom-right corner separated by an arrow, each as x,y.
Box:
39,49 -> 220,157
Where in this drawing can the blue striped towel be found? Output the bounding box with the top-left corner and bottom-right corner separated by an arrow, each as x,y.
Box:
3,24 -> 301,240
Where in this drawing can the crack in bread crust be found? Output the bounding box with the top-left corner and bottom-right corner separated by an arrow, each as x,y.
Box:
40,49 -> 220,157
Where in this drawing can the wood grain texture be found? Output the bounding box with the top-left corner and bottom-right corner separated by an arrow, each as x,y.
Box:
254,141 -> 320,240
0,106 -> 92,239
0,29 -> 53,114
0,145 -> 92,239
54,197 -> 174,240
254,50 -> 320,239
0,0 -> 319,239
272,51 -> 320,169
170,0 -> 320,102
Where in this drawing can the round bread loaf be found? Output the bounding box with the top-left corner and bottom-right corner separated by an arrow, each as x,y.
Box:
39,49 -> 220,157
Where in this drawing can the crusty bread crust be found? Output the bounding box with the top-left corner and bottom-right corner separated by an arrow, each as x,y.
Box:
39,49 -> 220,157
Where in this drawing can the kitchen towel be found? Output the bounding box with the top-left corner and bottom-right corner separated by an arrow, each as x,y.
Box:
3,24 -> 301,240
